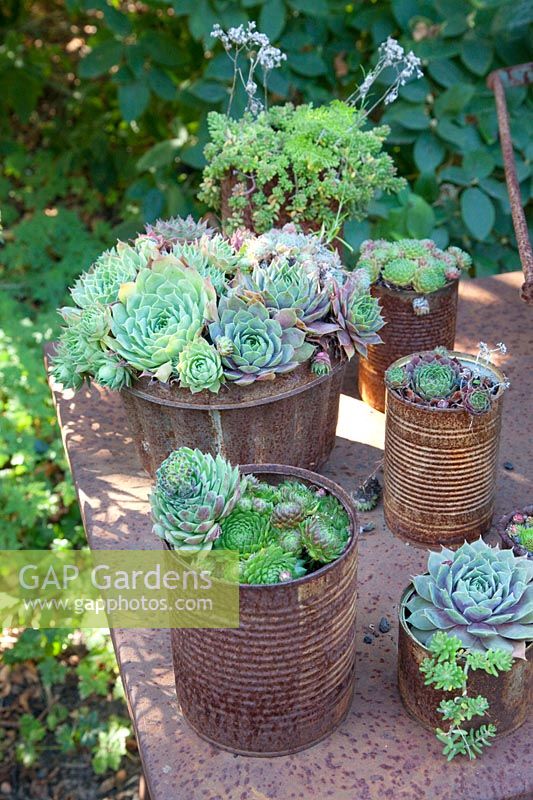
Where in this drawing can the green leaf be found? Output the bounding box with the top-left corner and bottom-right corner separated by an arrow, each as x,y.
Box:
434,84 -> 475,116
102,6 -> 132,37
20,714 -> 46,744
462,149 -> 495,181
181,142 -> 207,169
91,719 -> 130,775
78,41 -> 123,79
189,81 -> 227,103
189,0 -> 218,42
414,133 -> 446,172
141,32 -> 183,67
461,187 -> 495,240
38,656 -> 67,688
288,0 -> 328,15
136,140 -> 183,172
117,81 -> 150,121
428,59 -> 468,89
147,68 -> 176,101
391,0 -> 420,28
414,173 -> 439,203
259,0 -> 286,41
406,194 -> 436,238
461,37 -> 493,76
289,52 -> 327,77
388,105 -> 430,131
143,188 -> 165,223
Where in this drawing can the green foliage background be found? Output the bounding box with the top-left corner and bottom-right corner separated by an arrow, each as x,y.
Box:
0,0 -> 531,553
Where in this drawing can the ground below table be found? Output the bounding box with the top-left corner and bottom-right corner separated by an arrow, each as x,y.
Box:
46,273 -> 532,800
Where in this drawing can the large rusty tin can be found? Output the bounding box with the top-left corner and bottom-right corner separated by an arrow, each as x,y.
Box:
397,585 -> 532,736
358,281 -> 458,413
171,464 -> 358,756
121,361 -> 346,477
384,351 -> 505,547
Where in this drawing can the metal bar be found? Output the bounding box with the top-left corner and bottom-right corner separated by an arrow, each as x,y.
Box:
487,63 -> 533,304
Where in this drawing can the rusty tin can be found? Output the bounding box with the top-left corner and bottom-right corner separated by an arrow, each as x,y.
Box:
384,351 -> 505,547
397,585 -> 532,736
121,361 -> 346,477
497,504 -> 533,558
171,464 -> 358,756
358,281 -> 458,413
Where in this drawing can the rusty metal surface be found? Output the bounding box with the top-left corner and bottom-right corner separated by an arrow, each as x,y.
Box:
44,272 -> 532,799
487,63 -> 533,304
173,464 -> 358,756
398,585 -> 532,735
384,351 -> 505,547
121,361 -> 346,477
358,281 -> 458,412
497,504 -> 533,557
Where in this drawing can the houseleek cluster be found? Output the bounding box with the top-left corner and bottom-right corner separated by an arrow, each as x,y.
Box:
385,347 -> 508,414
150,448 -> 351,583
52,217 -> 386,395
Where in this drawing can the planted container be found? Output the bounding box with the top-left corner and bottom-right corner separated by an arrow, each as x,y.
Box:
170,464 -> 358,756
384,350 -> 506,547
497,504 -> 533,558
398,584 -> 532,736
121,361 -> 345,477
358,281 -> 458,412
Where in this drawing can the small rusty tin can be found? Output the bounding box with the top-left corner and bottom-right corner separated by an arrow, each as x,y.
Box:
397,584 -> 532,736
171,464 -> 358,757
384,351 -> 505,547
358,281 -> 458,413
497,504 -> 533,558
121,361 -> 346,478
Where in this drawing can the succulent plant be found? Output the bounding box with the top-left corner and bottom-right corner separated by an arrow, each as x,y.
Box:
142,215 -> 214,250
278,481 -> 319,516
301,514 -> 348,563
108,257 -> 217,383
177,338 -> 224,394
356,238 -> 470,294
316,493 -> 350,534
384,365 -> 409,389
461,387 -> 492,415
150,447 -> 243,551
311,350 -> 332,376
412,361 -> 458,401
240,545 -> 307,584
330,271 -> 385,358
515,525 -> 533,553
246,479 -> 280,504
238,257 -> 331,329
214,508 -> 274,555
70,243 -> 148,308
209,293 -> 315,385
277,528 -> 303,555
94,353 -> 133,390
406,538 -> 533,658
171,234 -> 243,295
271,500 -> 307,529
352,475 -> 382,512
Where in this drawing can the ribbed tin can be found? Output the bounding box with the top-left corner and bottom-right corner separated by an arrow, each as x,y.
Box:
397,585 -> 532,736
358,281 -> 458,413
121,361 -> 345,478
383,351 -> 505,547
171,464 -> 358,756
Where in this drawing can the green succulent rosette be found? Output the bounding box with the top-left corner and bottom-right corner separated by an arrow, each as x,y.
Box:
277,481 -> 319,515
240,545 -> 307,585
150,447 -> 243,551
330,270 -> 385,358
412,362 -> 458,401
209,293 -> 315,385
141,215 -> 214,250
70,242 -> 152,308
177,338 -> 223,394
301,514 -> 348,564
107,256 -> 217,383
214,508 -> 275,555
316,494 -> 350,535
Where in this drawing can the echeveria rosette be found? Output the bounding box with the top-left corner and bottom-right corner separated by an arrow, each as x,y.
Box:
301,514 -> 348,564
70,242 -> 151,308
209,293 -> 315,385
406,539 -> 533,658
150,448 -> 243,551
330,271 -> 385,358
412,362 -> 458,402
238,257 -> 331,330
107,257 -> 217,383
240,545 -> 307,585
177,338 -> 223,394
461,386 -> 492,415
141,215 -> 214,251
214,508 -> 275,555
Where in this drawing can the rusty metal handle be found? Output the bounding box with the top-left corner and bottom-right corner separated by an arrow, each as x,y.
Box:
487,63 -> 533,304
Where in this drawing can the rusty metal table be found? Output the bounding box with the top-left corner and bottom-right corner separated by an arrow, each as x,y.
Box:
46,272 -> 532,800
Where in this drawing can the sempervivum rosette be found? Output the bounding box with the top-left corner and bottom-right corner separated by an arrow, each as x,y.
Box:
209,293 -> 315,385
150,448 -> 244,551
330,270 -> 385,358
107,256 -> 217,383
406,538 -> 533,658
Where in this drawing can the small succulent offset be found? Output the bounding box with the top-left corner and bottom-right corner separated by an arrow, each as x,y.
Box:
352,475 -> 382,512
501,511 -> 533,558
330,270 -> 386,358
385,347 -> 508,414
357,238 -> 471,302
150,448 -> 243,551
419,632 -> 513,761
156,451 -> 352,582
406,539 -> 533,658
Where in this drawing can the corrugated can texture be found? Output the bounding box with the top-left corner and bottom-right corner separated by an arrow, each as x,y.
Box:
121,362 -> 345,477
383,352 -> 505,546
171,464 -> 358,756
398,586 -> 532,735
358,281 -> 458,412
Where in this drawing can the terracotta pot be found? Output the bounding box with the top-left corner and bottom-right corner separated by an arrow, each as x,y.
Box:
497,504 -> 533,558
171,464 -> 358,756
397,584 -> 532,736
358,281 -> 458,413
121,360 -> 346,478
383,351 -> 505,547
